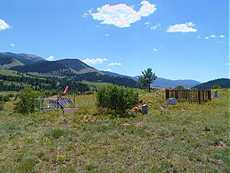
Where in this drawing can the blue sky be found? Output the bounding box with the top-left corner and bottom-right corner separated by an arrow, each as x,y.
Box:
0,0 -> 228,82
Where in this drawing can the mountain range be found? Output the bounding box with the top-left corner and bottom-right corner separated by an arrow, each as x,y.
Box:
2,52 -> 227,89
0,52 -> 44,67
0,52 -> 137,87
151,78 -> 200,89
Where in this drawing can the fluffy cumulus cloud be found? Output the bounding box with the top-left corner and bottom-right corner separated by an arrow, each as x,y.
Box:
88,0 -> 156,28
108,62 -> 122,66
0,19 -> 10,31
167,22 -> 197,33
82,58 -> 107,65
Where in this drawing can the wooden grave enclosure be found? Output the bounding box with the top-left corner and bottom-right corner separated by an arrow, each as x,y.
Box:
165,89 -> 211,104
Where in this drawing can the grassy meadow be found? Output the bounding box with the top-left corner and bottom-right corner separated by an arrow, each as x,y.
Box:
0,89 -> 229,173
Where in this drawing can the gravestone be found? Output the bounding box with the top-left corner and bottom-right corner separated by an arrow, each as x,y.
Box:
141,104 -> 148,114
167,98 -> 177,105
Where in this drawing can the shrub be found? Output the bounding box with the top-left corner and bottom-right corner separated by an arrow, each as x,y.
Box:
0,95 -> 10,102
15,87 -> 41,114
49,128 -> 66,139
3,95 -> 10,102
96,85 -> 139,114
212,85 -> 221,89
17,155 -> 38,173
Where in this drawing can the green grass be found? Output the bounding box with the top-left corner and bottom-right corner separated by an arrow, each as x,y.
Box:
0,89 -> 229,172
0,69 -> 20,76
81,81 -> 113,89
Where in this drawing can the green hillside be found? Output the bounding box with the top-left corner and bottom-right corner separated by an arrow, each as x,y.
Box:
0,52 -> 138,88
193,78 -> 230,89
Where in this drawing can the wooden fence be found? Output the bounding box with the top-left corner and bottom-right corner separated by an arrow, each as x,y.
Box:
165,89 -> 211,104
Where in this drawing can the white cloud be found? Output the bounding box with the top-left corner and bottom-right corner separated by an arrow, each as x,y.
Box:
153,48 -> 158,52
144,22 -> 150,26
105,68 -> 112,71
108,62 -> 122,66
145,22 -> 161,31
220,34 -> 225,38
46,56 -> 56,61
167,22 -> 197,33
82,11 -> 91,18
88,0 -> 157,28
0,19 -> 10,31
10,43 -> 15,48
138,0 -> 156,17
150,24 -> 161,30
82,58 -> 107,65
203,34 -> 225,40
210,34 -> 216,38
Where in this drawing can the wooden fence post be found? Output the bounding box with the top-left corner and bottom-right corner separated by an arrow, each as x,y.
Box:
166,89 -> 169,100
198,90 -> 201,104
208,90 -> 211,101
175,90 -> 178,99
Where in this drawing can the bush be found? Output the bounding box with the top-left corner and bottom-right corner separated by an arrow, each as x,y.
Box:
48,128 -> 66,139
212,85 -> 221,89
0,95 -> 10,102
15,87 -> 41,114
96,85 -> 139,114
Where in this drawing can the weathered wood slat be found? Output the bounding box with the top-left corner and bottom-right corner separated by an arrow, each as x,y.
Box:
165,89 -> 211,104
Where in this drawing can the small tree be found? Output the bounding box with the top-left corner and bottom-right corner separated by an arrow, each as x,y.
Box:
139,68 -> 157,92
15,87 -> 41,114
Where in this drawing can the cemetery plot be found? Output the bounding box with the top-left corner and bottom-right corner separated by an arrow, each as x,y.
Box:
165,89 -> 212,104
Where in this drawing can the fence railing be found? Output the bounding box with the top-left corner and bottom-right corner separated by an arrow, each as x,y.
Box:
165,89 -> 211,104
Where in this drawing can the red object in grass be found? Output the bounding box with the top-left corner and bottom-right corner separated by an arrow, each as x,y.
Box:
63,86 -> 69,95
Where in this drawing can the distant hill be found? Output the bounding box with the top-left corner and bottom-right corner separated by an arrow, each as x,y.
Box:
12,59 -> 98,75
102,72 -> 200,89
0,52 -> 204,88
0,52 -> 45,67
101,71 -> 133,79
192,78 -> 230,89
152,78 -> 200,89
75,72 -> 138,87
132,76 -> 200,89
0,52 -> 137,87
0,56 -> 24,68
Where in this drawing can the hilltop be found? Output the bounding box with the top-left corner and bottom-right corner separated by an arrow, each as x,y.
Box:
193,78 -> 230,89
0,52 -> 138,88
0,52 -> 44,68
